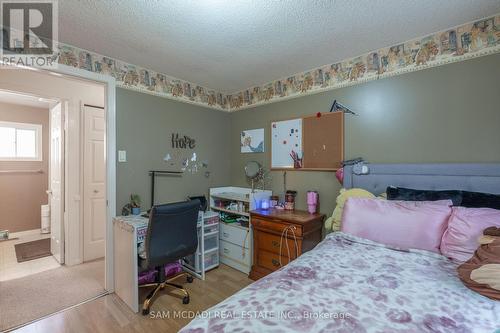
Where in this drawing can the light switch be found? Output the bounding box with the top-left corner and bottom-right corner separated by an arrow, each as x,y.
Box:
118,150 -> 127,162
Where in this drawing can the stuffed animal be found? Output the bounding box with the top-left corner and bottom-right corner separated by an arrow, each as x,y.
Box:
121,203 -> 132,216
484,226 -> 500,237
324,188 -> 375,233
457,227 -> 500,300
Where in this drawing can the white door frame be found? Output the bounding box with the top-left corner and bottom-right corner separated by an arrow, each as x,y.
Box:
46,65 -> 116,292
0,63 -> 116,292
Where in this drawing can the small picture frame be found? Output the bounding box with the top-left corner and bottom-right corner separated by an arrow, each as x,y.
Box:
241,128 -> 264,153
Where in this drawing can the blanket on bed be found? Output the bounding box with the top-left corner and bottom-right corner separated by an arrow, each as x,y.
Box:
180,232 -> 500,333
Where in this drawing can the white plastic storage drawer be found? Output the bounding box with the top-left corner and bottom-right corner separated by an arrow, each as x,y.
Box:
204,224 -> 218,235
183,253 -> 201,273
220,223 -> 250,249
204,234 -> 218,252
220,240 -> 251,267
204,251 -> 219,269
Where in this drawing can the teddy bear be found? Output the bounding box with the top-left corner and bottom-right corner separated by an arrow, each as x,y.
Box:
457,227 -> 500,300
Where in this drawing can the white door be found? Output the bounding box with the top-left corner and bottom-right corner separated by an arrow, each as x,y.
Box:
83,105 -> 106,261
49,102 -> 64,264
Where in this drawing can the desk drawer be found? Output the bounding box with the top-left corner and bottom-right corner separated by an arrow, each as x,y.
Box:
220,240 -> 251,267
256,231 -> 298,258
251,218 -> 302,237
257,250 -> 292,271
220,223 -> 250,249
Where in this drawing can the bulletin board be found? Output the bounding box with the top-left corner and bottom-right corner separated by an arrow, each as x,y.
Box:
271,118 -> 302,168
271,112 -> 344,171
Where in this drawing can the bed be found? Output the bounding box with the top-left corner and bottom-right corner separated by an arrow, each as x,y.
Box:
180,163 -> 500,333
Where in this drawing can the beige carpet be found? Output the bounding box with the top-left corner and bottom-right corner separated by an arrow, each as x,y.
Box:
0,259 -> 106,331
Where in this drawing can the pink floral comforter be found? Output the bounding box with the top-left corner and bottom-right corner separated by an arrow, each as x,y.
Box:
180,232 -> 500,333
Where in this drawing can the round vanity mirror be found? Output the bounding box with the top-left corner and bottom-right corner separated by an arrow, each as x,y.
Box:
245,161 -> 264,192
244,161 -> 262,179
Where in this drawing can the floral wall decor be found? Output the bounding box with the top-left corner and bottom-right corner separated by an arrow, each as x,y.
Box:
48,14 -> 500,112
55,43 -> 229,111
227,14 -> 500,111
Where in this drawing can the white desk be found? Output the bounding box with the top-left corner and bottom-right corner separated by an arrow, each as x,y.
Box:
113,215 -> 149,313
113,212 -> 219,313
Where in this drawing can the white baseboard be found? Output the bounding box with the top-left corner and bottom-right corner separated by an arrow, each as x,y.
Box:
10,229 -> 44,238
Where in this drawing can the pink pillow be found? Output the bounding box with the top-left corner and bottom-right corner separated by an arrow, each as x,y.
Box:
440,207 -> 500,262
341,198 -> 452,253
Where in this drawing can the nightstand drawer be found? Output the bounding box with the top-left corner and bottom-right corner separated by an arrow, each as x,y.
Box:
252,218 -> 303,237
220,223 -> 250,249
257,250 -> 292,271
249,209 -> 325,280
256,231 -> 298,258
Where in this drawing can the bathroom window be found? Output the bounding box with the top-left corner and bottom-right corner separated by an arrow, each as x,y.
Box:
0,121 -> 42,161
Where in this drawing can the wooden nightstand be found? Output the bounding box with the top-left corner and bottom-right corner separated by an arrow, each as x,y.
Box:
249,209 -> 324,280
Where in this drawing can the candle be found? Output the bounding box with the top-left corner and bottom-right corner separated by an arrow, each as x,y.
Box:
261,199 -> 270,210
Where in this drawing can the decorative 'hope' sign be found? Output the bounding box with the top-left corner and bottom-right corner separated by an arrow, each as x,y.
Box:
172,133 -> 196,149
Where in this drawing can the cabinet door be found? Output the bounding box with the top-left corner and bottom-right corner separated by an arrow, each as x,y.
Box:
220,223 -> 250,249
220,240 -> 251,267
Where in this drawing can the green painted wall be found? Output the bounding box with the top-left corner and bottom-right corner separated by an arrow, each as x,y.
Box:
116,54 -> 500,218
230,54 -> 500,217
116,89 -> 231,214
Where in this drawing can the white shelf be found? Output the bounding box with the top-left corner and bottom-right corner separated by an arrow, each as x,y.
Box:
220,221 -> 249,231
210,186 -> 272,275
210,206 -> 249,217
211,192 -> 250,203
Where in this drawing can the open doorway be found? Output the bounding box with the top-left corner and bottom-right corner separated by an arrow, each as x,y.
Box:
0,90 -> 59,281
0,69 -> 109,330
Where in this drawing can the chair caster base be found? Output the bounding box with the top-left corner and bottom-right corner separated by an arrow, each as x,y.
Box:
183,296 -> 190,304
142,308 -> 150,315
187,275 -> 194,283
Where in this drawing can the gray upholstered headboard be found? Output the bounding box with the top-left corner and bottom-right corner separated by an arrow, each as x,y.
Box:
343,163 -> 500,195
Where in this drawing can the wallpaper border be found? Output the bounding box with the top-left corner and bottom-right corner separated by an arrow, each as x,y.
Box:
227,14 -> 500,111
48,13 -> 500,112
55,43 -> 229,111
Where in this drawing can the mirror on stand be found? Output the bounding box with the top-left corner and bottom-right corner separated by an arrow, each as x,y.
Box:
244,161 -> 264,192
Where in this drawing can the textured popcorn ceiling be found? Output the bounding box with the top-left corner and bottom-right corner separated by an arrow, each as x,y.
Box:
59,0 -> 500,93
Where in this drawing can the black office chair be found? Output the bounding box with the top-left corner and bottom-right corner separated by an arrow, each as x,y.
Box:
138,200 -> 199,315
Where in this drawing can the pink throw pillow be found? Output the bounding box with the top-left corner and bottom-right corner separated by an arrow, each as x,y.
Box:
341,198 -> 452,253
441,207 -> 500,262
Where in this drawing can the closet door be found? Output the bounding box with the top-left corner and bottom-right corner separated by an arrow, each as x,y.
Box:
83,105 -> 106,262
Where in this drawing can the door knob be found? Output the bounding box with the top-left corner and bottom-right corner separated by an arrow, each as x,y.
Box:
93,190 -> 99,193
46,190 -> 52,194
